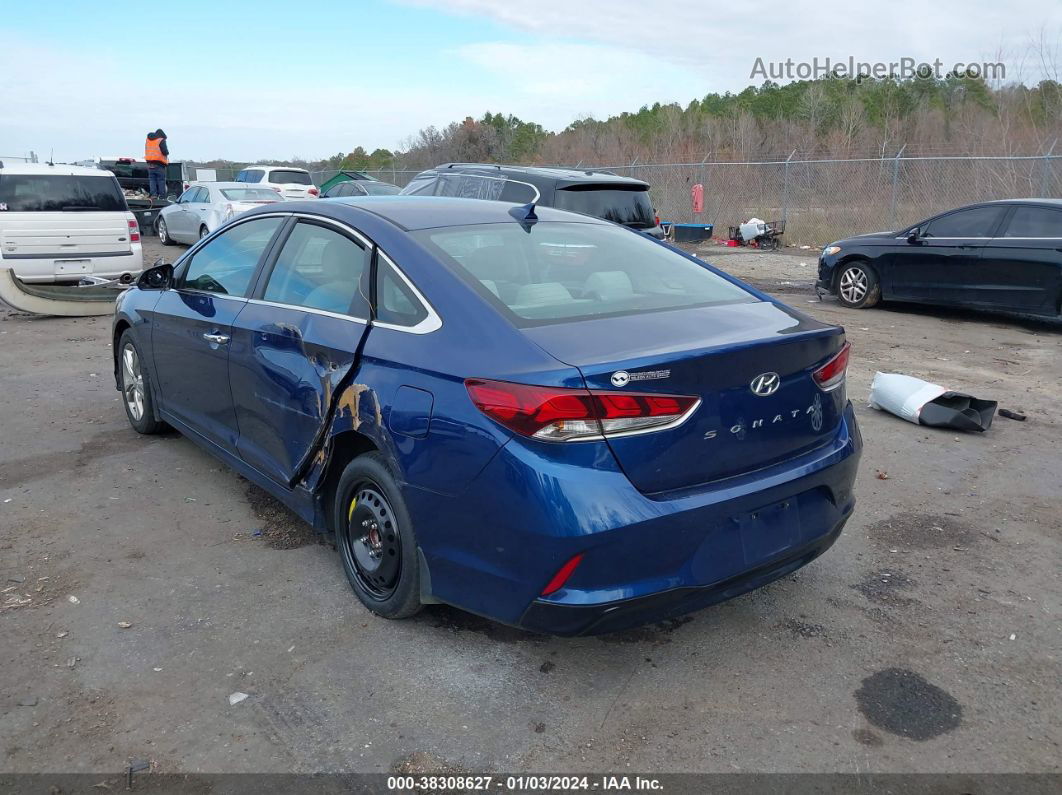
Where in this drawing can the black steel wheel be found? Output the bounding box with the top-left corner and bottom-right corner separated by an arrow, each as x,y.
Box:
333,453 -> 422,619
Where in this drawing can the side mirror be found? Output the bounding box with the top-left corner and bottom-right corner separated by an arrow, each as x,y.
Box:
906,228 -> 921,244
138,260 -> 173,290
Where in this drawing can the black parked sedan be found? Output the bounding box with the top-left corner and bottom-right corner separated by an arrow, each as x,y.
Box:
818,199 -> 1062,318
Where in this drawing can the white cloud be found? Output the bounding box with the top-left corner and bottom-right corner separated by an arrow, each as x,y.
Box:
408,0 -> 1062,88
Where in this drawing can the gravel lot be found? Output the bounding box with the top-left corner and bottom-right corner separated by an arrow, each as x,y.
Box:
1,235 -> 1059,776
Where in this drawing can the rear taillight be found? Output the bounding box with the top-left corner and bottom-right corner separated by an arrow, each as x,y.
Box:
308,187 -> 319,196
812,342 -> 851,391
541,553 -> 584,596
465,379 -> 700,442
127,219 -> 140,243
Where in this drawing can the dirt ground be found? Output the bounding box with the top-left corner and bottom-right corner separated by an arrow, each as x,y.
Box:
0,235 -> 1059,776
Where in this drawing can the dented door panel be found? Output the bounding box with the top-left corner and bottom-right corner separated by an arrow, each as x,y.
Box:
228,302 -> 369,485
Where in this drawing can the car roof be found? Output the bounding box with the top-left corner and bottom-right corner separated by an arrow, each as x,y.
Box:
0,163 -> 119,177
428,163 -> 650,189
978,198 -> 1062,207
194,181 -> 271,190
275,195 -> 612,231
242,165 -> 310,173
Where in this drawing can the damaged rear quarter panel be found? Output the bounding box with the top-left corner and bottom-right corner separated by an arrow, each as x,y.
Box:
314,329 -> 512,498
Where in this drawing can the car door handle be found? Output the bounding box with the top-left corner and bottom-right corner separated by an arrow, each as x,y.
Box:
202,332 -> 230,345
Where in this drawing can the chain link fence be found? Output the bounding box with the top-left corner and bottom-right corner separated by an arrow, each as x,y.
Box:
191,154 -> 1062,247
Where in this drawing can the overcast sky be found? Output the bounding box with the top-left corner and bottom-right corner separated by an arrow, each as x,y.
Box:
1,0 -> 1059,162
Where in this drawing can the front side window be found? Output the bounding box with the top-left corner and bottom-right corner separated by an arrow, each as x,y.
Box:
263,221 -> 370,316
1002,206 -> 1062,237
268,170 -> 312,185
0,174 -> 126,212
415,221 -> 752,325
181,217 -> 282,296
923,207 -> 1002,238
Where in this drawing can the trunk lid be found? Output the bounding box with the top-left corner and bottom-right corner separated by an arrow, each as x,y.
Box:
522,300 -> 847,493
0,212 -> 133,259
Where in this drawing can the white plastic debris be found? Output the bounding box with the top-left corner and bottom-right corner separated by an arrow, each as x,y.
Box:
229,692 -> 249,706
868,372 -> 996,432
67,595 -> 80,605
739,218 -> 766,241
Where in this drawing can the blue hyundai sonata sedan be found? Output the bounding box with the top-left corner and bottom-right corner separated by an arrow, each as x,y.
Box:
112,196 -> 861,635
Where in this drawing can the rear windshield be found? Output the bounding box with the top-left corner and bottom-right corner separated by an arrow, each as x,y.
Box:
414,221 -> 752,326
0,174 -> 126,212
553,186 -> 656,228
268,170 -> 312,185
361,182 -> 402,195
220,188 -> 281,201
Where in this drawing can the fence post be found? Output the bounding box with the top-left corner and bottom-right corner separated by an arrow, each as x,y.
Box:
1040,139 -> 1057,196
889,144 -> 907,229
697,153 -> 711,225
781,150 -> 796,224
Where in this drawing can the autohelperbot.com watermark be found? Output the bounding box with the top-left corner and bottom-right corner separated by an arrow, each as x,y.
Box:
750,56 -> 1006,82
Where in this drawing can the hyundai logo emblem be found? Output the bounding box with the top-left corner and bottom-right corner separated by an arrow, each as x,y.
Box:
749,372 -> 781,397
611,370 -> 631,388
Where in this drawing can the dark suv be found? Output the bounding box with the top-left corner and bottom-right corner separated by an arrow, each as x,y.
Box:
400,164 -> 664,238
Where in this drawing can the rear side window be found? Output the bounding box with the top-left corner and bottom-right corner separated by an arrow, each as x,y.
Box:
238,169 -> 264,184
415,221 -> 752,326
362,182 -> 401,195
1002,206 -> 1062,237
0,174 -> 126,212
181,217 -> 282,296
923,207 -> 1002,237
268,170 -> 312,185
553,186 -> 656,228
375,257 -> 429,327
220,188 -> 281,201
263,222 -> 371,317
400,175 -> 437,195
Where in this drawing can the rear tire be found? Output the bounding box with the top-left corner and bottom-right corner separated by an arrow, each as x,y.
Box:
333,453 -> 422,620
199,225 -> 209,241
118,330 -> 163,434
836,260 -> 881,308
157,217 -> 174,246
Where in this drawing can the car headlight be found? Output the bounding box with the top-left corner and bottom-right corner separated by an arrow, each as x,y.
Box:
823,245 -> 842,256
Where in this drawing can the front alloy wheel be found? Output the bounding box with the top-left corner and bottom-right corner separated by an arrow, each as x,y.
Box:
836,261 -> 880,308
157,217 -> 173,246
121,343 -> 145,422
118,331 -> 163,434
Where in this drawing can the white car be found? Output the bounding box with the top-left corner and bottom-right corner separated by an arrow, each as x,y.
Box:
155,182 -> 285,245
234,165 -> 319,199
0,162 -> 143,284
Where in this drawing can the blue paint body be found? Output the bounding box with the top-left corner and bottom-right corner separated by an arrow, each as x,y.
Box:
114,197 -> 862,635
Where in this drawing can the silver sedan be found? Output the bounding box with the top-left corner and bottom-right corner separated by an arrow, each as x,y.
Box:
155,182 -> 284,245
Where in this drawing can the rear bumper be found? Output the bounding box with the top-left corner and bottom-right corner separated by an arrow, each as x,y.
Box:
407,402 -> 862,634
520,516 -> 846,635
4,247 -> 144,283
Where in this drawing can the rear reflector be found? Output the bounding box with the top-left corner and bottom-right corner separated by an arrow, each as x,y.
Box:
812,342 -> 851,391
308,187 -> 319,196
127,219 -> 140,243
465,379 -> 699,442
541,553 -> 584,596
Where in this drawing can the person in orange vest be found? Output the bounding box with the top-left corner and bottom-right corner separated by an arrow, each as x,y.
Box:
144,129 -> 169,199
